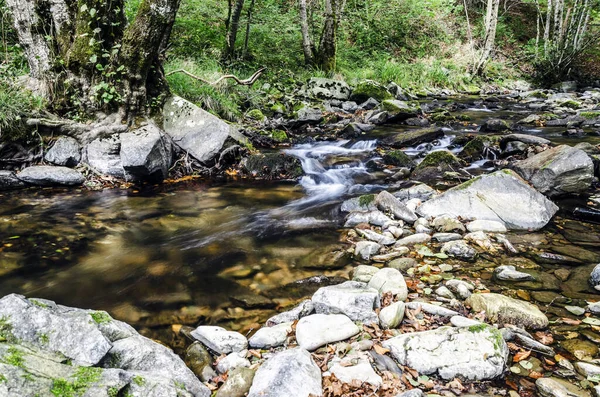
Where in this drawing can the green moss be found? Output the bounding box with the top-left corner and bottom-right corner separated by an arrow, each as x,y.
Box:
246,109 -> 265,121
383,150 -> 414,167
39,333 -> 50,345
462,84 -> 481,95
108,387 -> 119,397
468,323 -> 488,333
580,111 -> 600,120
415,150 -> 460,170
132,375 -> 145,386
90,311 -> 112,325
51,379 -> 76,397
271,129 -> 288,142
454,175 -> 481,190
271,102 -> 285,114
358,194 -> 375,207
468,324 -> 504,351
0,374 -> 6,383
560,100 -> 581,109
351,81 -> 392,102
0,316 -> 13,342
4,346 -> 24,367
51,367 -> 103,397
460,135 -> 500,160
30,299 -> 49,309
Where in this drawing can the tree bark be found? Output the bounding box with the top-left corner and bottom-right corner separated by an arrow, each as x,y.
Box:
474,0 -> 500,75
299,0 -> 314,65
316,0 -> 338,72
242,0 -> 255,58
223,0 -> 245,61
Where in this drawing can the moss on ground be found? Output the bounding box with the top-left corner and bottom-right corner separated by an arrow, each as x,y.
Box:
416,150 -> 461,170
359,194 -> 375,207
90,311 -> 112,325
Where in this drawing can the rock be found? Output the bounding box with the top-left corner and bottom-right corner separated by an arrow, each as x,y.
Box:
357,228 -> 396,245
379,302 -> 405,329
396,390 -> 425,397
383,150 -> 415,168
432,233 -> 462,242
120,124 -> 172,181
441,240 -> 477,261
296,314 -> 359,351
388,257 -> 418,272
451,315 -> 482,327
513,145 -> 594,197
241,153 -> 303,179
329,352 -> 382,386
394,184 -> 436,202
432,215 -> 465,233
44,136 -> 81,167
436,286 -> 456,300
446,279 -> 474,300
266,300 -> 314,326
500,133 -> 551,148
460,135 -> 501,161
248,322 -> 292,349
216,351 -> 250,374
367,111 -> 388,125
375,191 -> 418,222
466,220 -> 507,233
406,301 -> 459,317
382,100 -> 419,122
83,135 -> 129,178
372,248 -> 407,262
536,377 -> 591,397
411,150 -> 462,183
383,127 -> 444,148
163,96 -> 246,164
368,268 -> 408,301
0,170 -> 25,190
185,342 -> 215,381
301,78 -> 351,100
360,97 -> 380,110
351,80 -> 392,102
352,265 -> 380,283
231,293 -> 275,309
345,210 -> 396,228
216,367 -> 255,397
248,348 -> 322,397
480,118 -> 510,133
340,196 -> 378,212
466,293 -> 549,329
394,233 -> 431,247
575,362 -> 600,378
382,325 -> 508,380
589,264 -> 600,291
17,165 -> 85,186
417,170 -> 559,231
191,326 -> 248,354
561,339 -> 599,359
354,241 -> 382,260
494,265 -> 535,281
588,301 -> 600,315
312,281 -> 380,324
296,106 -> 324,124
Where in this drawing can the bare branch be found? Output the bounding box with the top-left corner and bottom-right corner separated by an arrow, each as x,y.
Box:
165,67 -> 267,86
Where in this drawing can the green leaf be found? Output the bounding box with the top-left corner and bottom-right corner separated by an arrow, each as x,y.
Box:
583,317 -> 600,326
89,8 -> 97,17
116,65 -> 125,72
89,54 -> 97,64
95,63 -> 104,71
80,4 -> 88,12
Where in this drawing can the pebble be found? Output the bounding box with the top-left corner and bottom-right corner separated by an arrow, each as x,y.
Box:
394,233 -> 431,247
368,268 -> 408,301
406,301 -> 459,317
379,301 -> 406,329
216,350 -> 250,374
494,265 -> 535,281
191,326 -> 248,354
248,322 -> 292,349
450,315 -> 481,327
295,314 -> 360,351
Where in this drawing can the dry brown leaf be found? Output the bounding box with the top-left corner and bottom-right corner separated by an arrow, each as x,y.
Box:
374,344 -> 390,355
513,350 -> 531,362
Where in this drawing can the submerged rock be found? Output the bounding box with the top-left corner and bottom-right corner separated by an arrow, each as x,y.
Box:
513,145 -> 594,197
536,376 -> 591,397
417,170 -> 558,231
441,240 -> 477,261
17,165 -> 85,186
247,348 -> 322,397
382,325 -> 508,380
466,293 -> 549,329
241,153 -> 303,179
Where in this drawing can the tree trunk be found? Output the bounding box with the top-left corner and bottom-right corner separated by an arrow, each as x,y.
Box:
474,0 -> 500,75
223,0 -> 245,62
299,0 -> 314,66
316,0 -> 339,72
5,0 -> 181,123
242,0 -> 255,58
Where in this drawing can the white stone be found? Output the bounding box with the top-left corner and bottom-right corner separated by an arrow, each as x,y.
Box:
296,314 -> 360,351
312,281 -> 379,324
216,350 -> 250,374
466,220 -> 507,233
191,326 -> 248,354
379,302 -> 405,329
248,322 -> 292,349
354,241 -> 381,260
368,268 -> 408,301
394,233 -> 431,247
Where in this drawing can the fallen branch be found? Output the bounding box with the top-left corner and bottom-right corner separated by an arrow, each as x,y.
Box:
165,67 -> 266,86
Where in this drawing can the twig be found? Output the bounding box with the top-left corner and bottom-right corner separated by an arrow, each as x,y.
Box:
165,67 -> 266,86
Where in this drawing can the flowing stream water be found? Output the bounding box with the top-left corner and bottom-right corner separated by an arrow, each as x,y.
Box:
1,97 -> 599,343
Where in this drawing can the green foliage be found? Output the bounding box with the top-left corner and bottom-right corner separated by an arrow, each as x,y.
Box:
4,347 -> 24,367
0,81 -> 44,142
51,367 -> 103,397
90,311 -> 112,325
0,316 -> 13,342
358,194 -> 375,207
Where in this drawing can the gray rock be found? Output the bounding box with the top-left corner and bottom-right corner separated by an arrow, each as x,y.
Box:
17,165 -> 85,186
441,240 -> 477,260
379,302 -> 405,329
360,98 -> 380,110
480,118 -> 510,133
406,301 -> 459,317
368,268 -> 408,301
266,300 -> 314,326
466,293 -> 549,329
513,145 -> 594,197
436,286 -> 456,300
575,362 -> 600,378
0,170 -> 25,190
296,314 -> 360,351
163,96 -> 246,164
466,220 -> 507,233
417,170 -> 558,231
375,191 -> 418,222
450,315 -> 482,327
396,390 -> 425,397
432,215 -> 466,233
44,136 -> 81,167
248,348 -> 322,397
382,325 -> 508,380
191,326 -> 248,354
312,281 -> 379,324
329,352 -> 382,386
513,332 -> 555,356
432,233 -> 462,242
340,197 -> 378,212
357,228 -> 396,245
383,127 -> 444,148
394,233 -> 431,247
372,249 -> 407,262
393,184 -> 436,202
536,377 -> 591,397
388,257 -> 418,272
301,78 -> 351,100
588,300 -> 600,315
354,241 -> 382,260
184,342 -> 215,382
120,124 -> 172,181
352,265 -> 380,283
500,133 -> 551,147
494,265 -> 535,281
345,210 -> 396,228
216,367 -> 255,397
589,264 -> 600,291
368,111 -> 389,125
83,135 -> 129,178
249,322 -> 292,349
0,294 -> 111,366
341,101 -> 358,112
216,351 -> 250,374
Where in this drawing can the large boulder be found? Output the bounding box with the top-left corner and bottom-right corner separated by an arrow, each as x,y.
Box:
382,127 -> 444,148
83,135 -> 129,179
17,165 -> 85,186
0,294 -> 211,397
300,78 -> 351,100
163,96 -> 247,164
350,80 -> 392,102
120,124 -> 172,181
295,314 -> 360,351
44,136 -> 81,167
465,293 -> 549,329
513,145 -> 594,197
381,100 -> 419,122
411,150 -> 462,183
382,325 -> 508,380
417,170 -> 558,231
248,348 -> 322,397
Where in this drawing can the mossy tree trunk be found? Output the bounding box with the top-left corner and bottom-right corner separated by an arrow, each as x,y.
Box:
6,0 -> 181,122
222,0 -> 245,62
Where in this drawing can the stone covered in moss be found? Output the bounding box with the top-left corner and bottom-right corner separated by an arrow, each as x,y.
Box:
241,153 -> 303,179
381,100 -> 419,122
480,118 -> 510,133
270,102 -> 286,114
415,150 -> 461,170
247,109 -> 265,121
350,80 -> 393,103
459,135 -> 501,161
382,150 -> 415,168
270,130 -> 288,142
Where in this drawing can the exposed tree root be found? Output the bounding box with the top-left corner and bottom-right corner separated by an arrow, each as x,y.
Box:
165,67 -> 266,86
26,113 -> 128,144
